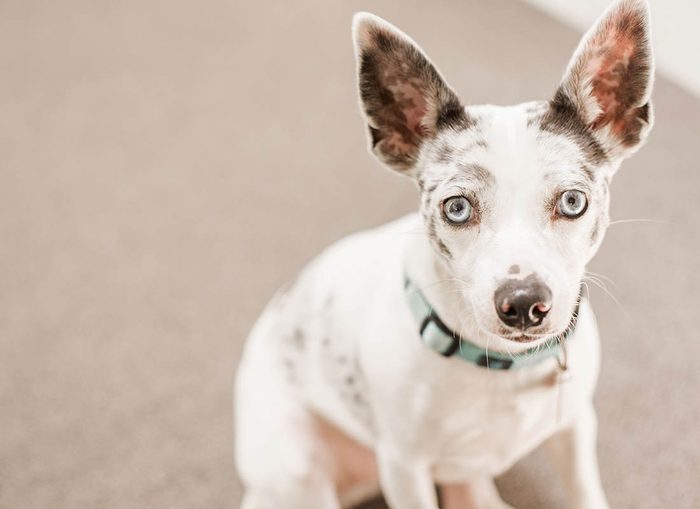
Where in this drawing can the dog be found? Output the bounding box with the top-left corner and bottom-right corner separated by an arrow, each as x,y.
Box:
235,0 -> 653,507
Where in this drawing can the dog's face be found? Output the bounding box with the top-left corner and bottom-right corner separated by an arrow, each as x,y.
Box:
353,0 -> 653,345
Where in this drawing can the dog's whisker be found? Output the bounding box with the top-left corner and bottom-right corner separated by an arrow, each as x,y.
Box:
466,296 -> 494,371
608,218 -> 670,227
584,270 -> 616,286
583,274 -> 613,297
406,278 -> 466,298
583,276 -> 609,294
583,278 -> 631,321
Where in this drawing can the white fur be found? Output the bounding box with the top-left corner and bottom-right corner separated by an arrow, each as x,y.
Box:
235,2 -> 653,507
235,216 -> 606,509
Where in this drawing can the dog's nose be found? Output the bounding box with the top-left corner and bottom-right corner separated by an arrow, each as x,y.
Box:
494,277 -> 552,330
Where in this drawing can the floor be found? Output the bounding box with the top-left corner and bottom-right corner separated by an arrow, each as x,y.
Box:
1,0 -> 698,507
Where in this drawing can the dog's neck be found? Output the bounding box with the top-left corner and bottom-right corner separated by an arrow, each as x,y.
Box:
404,230 -> 536,355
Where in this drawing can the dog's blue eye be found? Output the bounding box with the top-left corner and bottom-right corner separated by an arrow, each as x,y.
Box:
442,196 -> 473,224
557,190 -> 588,218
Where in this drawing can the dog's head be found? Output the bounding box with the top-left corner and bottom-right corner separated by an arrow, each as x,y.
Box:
353,0 -> 653,345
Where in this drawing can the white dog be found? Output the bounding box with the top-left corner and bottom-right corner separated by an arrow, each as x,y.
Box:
235,1 -> 653,507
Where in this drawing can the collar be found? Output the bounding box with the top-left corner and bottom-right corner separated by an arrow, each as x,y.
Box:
404,275 -> 581,370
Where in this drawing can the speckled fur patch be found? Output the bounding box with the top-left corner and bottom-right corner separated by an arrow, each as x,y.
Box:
536,94 -> 608,166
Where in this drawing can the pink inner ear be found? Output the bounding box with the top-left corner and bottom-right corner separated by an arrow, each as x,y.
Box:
373,75 -> 430,161
385,77 -> 429,137
584,11 -> 646,135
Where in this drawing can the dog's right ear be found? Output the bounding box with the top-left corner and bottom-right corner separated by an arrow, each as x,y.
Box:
352,13 -> 468,175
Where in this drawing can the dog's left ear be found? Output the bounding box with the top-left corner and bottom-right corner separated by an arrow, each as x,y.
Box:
352,13 -> 468,175
555,0 -> 654,161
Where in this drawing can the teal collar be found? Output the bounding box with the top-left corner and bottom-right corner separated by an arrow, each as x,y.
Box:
404,276 -> 580,370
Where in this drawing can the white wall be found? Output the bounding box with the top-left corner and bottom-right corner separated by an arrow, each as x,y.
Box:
523,0 -> 700,97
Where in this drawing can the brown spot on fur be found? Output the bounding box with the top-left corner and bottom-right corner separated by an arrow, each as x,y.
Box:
457,163 -> 494,187
457,138 -> 488,156
434,142 -> 455,164
427,215 -> 452,259
581,164 -> 596,182
431,136 -> 486,166
292,328 -> 305,350
436,238 -> 452,259
282,357 -> 296,383
508,265 -> 520,275
539,90 -> 607,166
525,101 -> 550,127
590,218 -> 601,245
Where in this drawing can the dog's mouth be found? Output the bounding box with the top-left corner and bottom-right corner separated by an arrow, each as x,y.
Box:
499,332 -> 543,343
480,322 -> 562,345
496,327 -> 564,344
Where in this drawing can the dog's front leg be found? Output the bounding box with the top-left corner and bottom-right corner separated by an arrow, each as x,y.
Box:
377,445 -> 438,509
440,479 -> 514,509
546,405 -> 609,509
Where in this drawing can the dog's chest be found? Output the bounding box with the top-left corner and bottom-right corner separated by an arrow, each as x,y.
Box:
422,371 -> 568,480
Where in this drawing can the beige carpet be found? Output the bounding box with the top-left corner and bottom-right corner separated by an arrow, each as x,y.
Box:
1,0 -> 698,507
